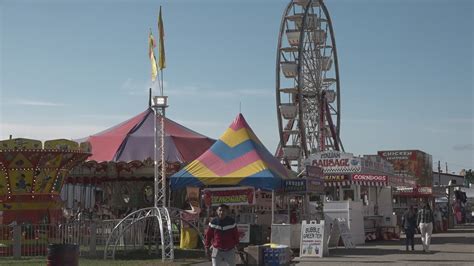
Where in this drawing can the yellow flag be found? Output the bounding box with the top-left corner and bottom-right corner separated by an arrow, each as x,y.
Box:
149,31 -> 158,81
158,6 -> 166,70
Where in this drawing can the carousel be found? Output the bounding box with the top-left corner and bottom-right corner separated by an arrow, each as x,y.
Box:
65,107 -> 215,220
0,138 -> 89,225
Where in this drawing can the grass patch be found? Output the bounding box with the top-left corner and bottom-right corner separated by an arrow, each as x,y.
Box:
0,249 -> 208,266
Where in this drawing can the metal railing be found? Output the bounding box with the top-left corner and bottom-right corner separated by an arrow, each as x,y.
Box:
0,209 -> 204,259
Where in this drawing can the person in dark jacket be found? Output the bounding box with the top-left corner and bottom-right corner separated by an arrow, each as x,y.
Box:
417,202 -> 435,252
402,205 -> 417,251
205,204 -> 240,266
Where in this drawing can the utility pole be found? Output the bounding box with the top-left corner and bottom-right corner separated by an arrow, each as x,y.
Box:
445,162 -> 448,174
438,161 -> 441,185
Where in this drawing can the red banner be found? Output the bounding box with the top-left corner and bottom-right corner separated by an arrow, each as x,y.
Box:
352,174 -> 387,182
202,187 -> 255,207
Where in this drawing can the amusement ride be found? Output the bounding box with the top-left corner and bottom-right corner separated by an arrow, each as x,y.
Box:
276,0 -> 344,171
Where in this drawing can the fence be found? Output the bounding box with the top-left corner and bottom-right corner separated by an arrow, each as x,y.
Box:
0,220 -> 125,259
0,210 -> 205,259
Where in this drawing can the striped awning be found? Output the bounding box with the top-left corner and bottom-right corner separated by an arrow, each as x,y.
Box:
352,180 -> 388,187
324,180 -> 352,187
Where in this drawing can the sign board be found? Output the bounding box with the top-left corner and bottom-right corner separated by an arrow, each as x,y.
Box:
202,187 -> 255,207
326,218 -> 341,247
361,154 -> 394,174
300,220 -> 325,258
378,150 -> 433,187
186,187 -> 200,208
352,174 -> 387,182
306,165 -> 323,178
284,179 -> 306,193
237,224 -> 250,243
337,218 -> 355,248
255,191 -> 272,211
324,174 -> 350,181
305,151 -> 362,174
306,166 -> 325,193
306,177 -> 324,193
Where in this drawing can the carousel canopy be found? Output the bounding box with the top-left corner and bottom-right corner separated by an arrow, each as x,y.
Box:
170,113 -> 293,191
81,108 -> 215,163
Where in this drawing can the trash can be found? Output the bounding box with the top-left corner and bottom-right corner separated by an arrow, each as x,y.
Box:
47,243 -> 79,266
263,245 -> 290,266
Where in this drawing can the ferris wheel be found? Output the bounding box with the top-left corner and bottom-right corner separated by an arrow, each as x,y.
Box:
276,0 -> 344,170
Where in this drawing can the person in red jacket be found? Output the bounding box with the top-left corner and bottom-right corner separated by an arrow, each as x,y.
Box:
205,204 -> 240,266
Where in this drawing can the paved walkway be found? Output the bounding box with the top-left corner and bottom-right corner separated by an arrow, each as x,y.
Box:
192,225 -> 474,265
296,225 -> 474,265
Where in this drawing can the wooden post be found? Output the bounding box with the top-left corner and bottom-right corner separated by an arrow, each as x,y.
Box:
271,190 -> 275,225
12,225 -> 21,259
90,223 -> 97,256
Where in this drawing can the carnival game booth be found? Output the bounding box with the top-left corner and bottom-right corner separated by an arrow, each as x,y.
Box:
304,152 -> 399,243
65,108 -> 214,219
170,114 -> 294,249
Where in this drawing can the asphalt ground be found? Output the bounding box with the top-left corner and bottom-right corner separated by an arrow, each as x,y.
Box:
295,225 -> 474,266
192,224 -> 474,266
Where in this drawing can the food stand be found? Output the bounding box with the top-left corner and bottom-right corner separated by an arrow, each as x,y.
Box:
170,114 -> 295,248
378,150 -> 434,228
304,151 -> 399,243
270,166 -> 325,249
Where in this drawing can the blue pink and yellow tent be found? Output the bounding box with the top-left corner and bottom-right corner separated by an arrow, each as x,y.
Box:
170,114 -> 293,191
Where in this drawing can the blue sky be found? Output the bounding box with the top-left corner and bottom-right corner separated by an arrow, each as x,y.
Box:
1,0 -> 472,174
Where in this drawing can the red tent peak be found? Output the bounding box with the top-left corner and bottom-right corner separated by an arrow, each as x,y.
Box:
229,113 -> 251,131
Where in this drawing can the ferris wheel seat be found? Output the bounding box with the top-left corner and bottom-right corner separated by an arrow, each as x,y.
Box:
285,30 -> 301,46
325,90 -> 337,103
282,146 -> 301,160
323,78 -> 337,85
312,30 -> 327,45
279,104 -> 298,119
281,62 -> 298,78
280,87 -> 298,94
293,0 -> 320,7
286,13 -> 321,30
321,57 -> 333,71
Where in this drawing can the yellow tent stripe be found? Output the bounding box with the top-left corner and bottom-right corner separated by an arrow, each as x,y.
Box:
185,160 -> 217,178
220,128 -> 251,147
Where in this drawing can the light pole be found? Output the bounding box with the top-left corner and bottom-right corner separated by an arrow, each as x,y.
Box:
151,95 -> 168,207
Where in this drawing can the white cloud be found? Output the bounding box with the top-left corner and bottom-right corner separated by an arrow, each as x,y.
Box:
0,122 -> 106,141
119,78 -> 272,98
174,119 -> 226,128
76,114 -> 131,121
453,144 -> 474,151
9,99 -> 66,107
120,78 -> 154,96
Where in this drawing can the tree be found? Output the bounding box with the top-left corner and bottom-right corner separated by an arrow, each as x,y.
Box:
464,169 -> 473,186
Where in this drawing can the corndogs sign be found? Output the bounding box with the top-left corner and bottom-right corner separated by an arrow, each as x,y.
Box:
305,151 -> 361,174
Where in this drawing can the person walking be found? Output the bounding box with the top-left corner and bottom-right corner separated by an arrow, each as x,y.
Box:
433,206 -> 443,232
205,204 -> 240,266
402,205 -> 417,251
417,202 -> 434,252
